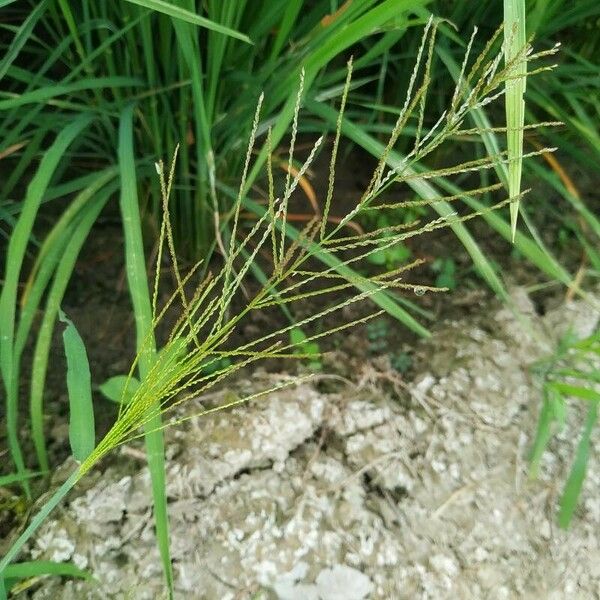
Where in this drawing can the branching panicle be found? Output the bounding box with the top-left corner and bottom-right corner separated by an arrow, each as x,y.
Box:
76,24 -> 558,488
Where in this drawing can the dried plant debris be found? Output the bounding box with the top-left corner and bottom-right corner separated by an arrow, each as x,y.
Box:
24,288 -> 600,599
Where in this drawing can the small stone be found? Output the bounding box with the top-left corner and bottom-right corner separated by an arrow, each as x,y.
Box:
315,564 -> 373,600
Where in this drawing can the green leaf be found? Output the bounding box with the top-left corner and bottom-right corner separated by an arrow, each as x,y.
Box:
123,0 -> 252,43
1,560 -> 90,593
290,327 -> 322,369
0,77 -> 143,110
28,181 -> 115,472
432,258 -> 456,290
504,0 -> 527,239
98,375 -> 140,404
290,327 -> 308,346
59,310 -> 95,462
0,0 -> 49,83
118,103 -> 173,593
0,113 -> 94,494
0,471 -> 41,487
559,402 -> 599,528
529,387 -> 560,479
367,249 -> 387,266
548,382 -> 600,403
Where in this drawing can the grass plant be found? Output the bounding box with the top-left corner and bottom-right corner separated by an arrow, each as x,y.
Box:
530,326 -> 600,527
338,1 -> 600,299
307,17 -> 563,303
2,2 -> 598,593
0,24 -> 536,592
0,0 -> 429,257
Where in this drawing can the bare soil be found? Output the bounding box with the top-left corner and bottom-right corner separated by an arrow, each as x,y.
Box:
19,286 -> 600,599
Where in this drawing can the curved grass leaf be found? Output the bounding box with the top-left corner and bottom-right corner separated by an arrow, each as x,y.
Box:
245,0 -> 428,192
0,0 -> 49,83
29,187 -> 114,471
123,0 -> 252,43
0,114 -> 93,494
529,387 -> 561,478
0,77 -> 143,110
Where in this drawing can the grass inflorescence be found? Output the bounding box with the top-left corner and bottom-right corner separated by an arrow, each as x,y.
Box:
3,5 -> 599,594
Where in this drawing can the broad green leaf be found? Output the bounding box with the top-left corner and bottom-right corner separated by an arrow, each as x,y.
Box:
99,375 -> 140,404
59,310 -> 95,462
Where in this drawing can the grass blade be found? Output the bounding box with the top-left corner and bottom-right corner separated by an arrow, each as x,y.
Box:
0,77 -> 143,110
1,560 -> 90,593
59,310 -> 95,463
0,114 -> 93,493
0,471 -> 80,578
504,0 -> 526,240
0,471 -> 41,487
245,0 -> 428,195
123,0 -> 252,43
29,187 -> 114,471
118,103 -> 173,596
558,402 -> 599,528
0,0 -> 49,83
529,387 -> 560,478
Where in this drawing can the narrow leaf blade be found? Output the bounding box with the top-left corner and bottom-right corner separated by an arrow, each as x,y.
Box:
123,0 -> 252,43
558,403 -> 598,528
59,310 -> 95,462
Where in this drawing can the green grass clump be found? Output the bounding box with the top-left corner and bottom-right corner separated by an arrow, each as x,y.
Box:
308,16 -> 563,303
0,0 -> 428,258
530,327 -> 600,528
0,24 -> 535,590
337,1 -> 600,300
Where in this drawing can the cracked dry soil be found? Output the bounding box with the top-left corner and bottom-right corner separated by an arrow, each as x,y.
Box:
21,288 -> 600,599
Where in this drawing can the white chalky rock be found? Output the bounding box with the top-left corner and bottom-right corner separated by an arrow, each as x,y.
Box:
315,564 -> 373,600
